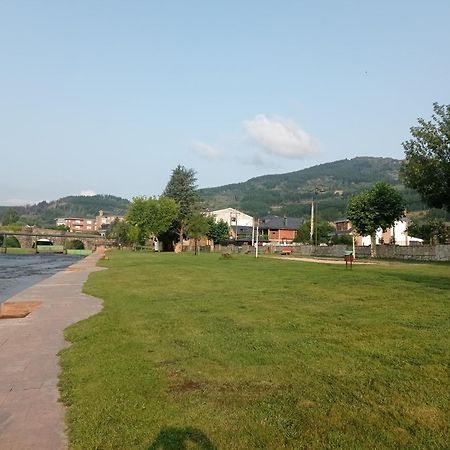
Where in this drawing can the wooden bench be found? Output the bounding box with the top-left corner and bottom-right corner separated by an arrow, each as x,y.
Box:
280,247 -> 292,255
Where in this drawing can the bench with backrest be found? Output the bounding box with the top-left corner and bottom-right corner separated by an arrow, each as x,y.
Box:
280,247 -> 292,255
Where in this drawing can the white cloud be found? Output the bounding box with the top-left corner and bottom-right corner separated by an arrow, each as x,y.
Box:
190,141 -> 223,161
243,114 -> 318,159
80,190 -> 96,197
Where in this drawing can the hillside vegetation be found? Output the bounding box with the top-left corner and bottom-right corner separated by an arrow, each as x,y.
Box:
0,195 -> 129,227
0,157 -> 430,226
199,157 -> 424,220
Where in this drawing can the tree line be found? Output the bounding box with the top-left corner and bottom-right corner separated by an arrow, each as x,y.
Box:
3,103 -> 449,254
106,165 -> 229,253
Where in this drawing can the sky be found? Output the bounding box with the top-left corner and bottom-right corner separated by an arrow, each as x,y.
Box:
1,1 -> 449,205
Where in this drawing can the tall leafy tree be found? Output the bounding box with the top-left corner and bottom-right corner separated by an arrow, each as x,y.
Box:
400,103 -> 450,212
408,218 -> 449,244
126,196 -> 179,244
206,217 -> 229,245
185,212 -> 210,255
163,165 -> 200,245
106,218 -> 140,247
294,220 -> 332,244
347,182 -> 406,257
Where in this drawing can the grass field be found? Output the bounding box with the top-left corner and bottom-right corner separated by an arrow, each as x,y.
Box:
59,251 -> 450,449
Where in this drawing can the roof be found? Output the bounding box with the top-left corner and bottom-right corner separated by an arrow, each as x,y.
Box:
209,207 -> 253,218
258,215 -> 303,230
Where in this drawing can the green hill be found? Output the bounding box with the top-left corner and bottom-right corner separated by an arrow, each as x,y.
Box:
199,157 -> 425,220
0,194 -> 130,227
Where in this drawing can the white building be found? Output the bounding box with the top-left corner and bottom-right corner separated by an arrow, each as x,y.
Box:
208,208 -> 254,227
207,208 -> 254,239
358,219 -> 423,246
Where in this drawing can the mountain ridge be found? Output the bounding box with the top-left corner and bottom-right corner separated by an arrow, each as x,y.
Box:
1,157 -> 426,225
199,156 -> 424,219
0,194 -> 130,226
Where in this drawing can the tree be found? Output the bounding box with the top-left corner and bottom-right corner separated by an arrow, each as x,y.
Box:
347,182 -> 406,257
400,103 -> 450,212
294,221 -> 311,243
408,218 -> 449,244
66,239 -> 85,250
294,219 -> 332,244
106,218 -> 132,246
126,196 -> 179,244
163,165 -> 200,247
2,208 -> 20,225
206,217 -> 229,244
185,212 -> 209,255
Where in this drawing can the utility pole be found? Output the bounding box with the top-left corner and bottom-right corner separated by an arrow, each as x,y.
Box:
310,196 -> 314,244
310,186 -> 324,246
251,219 -> 255,246
255,219 -> 259,258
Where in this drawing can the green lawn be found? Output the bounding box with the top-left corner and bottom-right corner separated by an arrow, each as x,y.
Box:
59,251 -> 450,449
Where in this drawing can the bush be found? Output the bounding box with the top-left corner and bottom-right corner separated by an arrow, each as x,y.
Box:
66,240 -> 85,250
0,236 -> 21,247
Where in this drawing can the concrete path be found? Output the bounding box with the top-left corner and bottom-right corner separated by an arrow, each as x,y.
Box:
0,249 -> 105,449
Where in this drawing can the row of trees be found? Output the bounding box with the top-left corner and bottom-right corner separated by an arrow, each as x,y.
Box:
107,165 -> 230,253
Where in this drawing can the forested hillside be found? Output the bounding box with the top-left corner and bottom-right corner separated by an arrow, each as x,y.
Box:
1,157 -> 431,226
199,157 -> 425,220
0,195 -> 130,227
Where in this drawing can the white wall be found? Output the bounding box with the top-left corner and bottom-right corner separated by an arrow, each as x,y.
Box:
359,220 -> 422,246
209,208 -> 254,227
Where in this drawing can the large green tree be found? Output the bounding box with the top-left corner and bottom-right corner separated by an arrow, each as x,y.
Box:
185,212 -> 210,255
126,196 -> 179,244
400,103 -> 450,212
347,182 -> 406,257
163,165 -> 200,246
206,217 -> 229,245
106,218 -> 140,247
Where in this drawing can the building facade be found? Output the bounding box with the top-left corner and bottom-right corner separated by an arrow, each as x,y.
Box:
56,210 -> 124,233
208,208 -> 254,239
258,216 -> 303,244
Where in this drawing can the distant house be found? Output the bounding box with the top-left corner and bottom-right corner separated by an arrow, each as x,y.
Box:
208,208 -> 254,239
258,215 -> 303,243
56,210 -> 124,233
94,210 -> 123,231
357,219 -> 423,246
56,217 -> 95,233
333,218 -> 423,246
334,218 -> 352,234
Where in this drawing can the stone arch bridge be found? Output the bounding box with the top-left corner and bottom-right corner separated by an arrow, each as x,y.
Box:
0,227 -> 112,250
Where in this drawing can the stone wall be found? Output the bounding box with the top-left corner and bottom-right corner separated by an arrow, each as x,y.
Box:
355,244 -> 450,261
212,243 -> 450,261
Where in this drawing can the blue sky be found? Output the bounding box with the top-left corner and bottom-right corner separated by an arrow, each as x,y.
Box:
1,1 -> 449,205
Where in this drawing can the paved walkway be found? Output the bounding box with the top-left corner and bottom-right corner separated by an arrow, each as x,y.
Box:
0,249 -> 104,449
